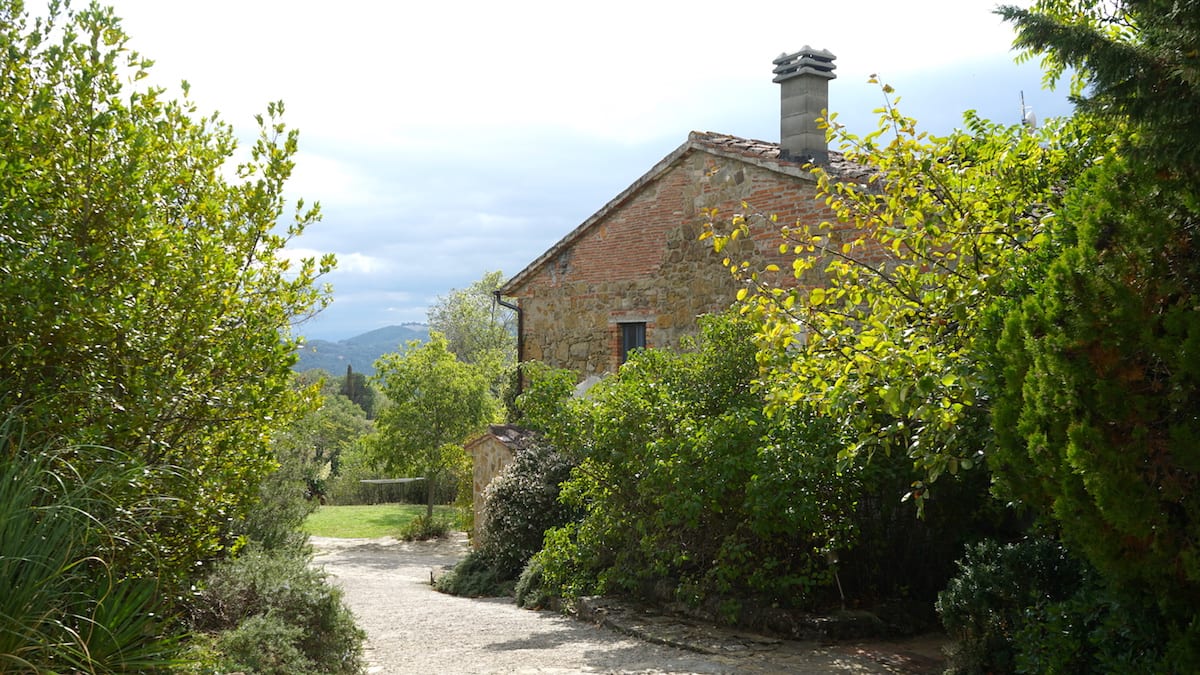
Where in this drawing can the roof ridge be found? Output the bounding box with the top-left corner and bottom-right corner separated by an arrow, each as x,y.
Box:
689,130 -> 869,180
499,132 -> 872,297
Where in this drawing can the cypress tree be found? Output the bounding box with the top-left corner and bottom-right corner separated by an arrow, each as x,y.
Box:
993,0 -> 1200,664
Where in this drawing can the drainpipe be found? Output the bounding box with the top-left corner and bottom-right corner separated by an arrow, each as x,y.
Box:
493,290 -> 524,395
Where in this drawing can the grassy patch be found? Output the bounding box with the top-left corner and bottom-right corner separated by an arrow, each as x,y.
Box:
302,504 -> 458,539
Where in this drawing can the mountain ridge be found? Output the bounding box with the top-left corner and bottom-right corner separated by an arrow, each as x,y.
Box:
294,323 -> 430,375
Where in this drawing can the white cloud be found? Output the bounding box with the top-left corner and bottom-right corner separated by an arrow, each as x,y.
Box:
108,0 -> 1034,144
287,151 -> 378,210
281,248 -> 388,276
334,252 -> 390,276
95,0 -> 1062,342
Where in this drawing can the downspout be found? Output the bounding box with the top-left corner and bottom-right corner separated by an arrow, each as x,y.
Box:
493,290 -> 524,396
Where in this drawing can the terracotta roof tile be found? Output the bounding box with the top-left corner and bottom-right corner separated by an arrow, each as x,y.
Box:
487,424 -> 537,449
689,131 -> 875,182
690,131 -> 786,160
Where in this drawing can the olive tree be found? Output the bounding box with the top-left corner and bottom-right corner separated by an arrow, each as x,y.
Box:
427,269 -> 517,400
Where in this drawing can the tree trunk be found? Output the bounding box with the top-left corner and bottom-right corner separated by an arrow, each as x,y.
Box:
425,475 -> 434,521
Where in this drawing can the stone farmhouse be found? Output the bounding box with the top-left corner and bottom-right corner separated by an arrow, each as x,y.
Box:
498,47 -> 872,379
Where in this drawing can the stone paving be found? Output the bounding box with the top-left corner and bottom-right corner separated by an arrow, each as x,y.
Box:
313,534 -> 949,674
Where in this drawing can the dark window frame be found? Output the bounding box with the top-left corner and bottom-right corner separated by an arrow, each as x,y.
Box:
619,322 -> 646,364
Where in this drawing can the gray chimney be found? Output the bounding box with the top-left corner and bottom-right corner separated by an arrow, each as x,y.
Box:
773,47 -> 836,164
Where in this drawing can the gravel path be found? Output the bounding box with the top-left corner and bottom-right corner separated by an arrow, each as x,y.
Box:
311,534 -> 930,674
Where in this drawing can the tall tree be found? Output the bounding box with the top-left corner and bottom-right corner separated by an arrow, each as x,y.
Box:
372,333 -> 497,518
992,0 -> 1200,657
999,0 -> 1200,167
427,270 -> 516,395
0,0 -> 332,584
339,364 -> 377,418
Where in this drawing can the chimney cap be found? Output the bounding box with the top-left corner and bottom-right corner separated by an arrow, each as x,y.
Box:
772,46 -> 837,83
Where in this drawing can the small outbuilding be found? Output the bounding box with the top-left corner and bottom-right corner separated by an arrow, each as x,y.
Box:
464,424 -> 537,546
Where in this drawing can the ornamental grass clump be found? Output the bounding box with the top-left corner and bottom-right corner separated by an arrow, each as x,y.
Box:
0,421 -> 184,673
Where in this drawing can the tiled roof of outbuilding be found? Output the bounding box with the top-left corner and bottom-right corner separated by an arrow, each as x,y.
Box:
465,424 -> 537,452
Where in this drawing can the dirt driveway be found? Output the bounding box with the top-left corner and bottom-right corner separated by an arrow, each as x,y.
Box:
311,534 -> 943,674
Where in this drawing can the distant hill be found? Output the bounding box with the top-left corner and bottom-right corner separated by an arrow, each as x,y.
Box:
294,324 -> 430,375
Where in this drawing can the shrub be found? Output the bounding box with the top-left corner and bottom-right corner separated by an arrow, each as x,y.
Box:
235,442 -> 318,554
438,439 -> 576,598
478,440 -> 577,579
528,314 -> 845,606
515,556 -> 555,610
525,521 -> 604,605
1014,580 -> 1172,674
511,362 -> 579,443
937,536 -> 1086,674
435,550 -> 515,597
186,390 -> 367,674
192,547 -> 365,675
400,514 -> 452,541
525,312 -> 1000,612
214,614 -> 314,675
938,533 -> 1193,674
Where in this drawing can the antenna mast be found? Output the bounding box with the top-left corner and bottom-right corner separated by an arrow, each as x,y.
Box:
1020,90 -> 1037,131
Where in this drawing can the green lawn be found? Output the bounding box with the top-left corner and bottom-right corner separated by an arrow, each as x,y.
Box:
302,504 -> 459,539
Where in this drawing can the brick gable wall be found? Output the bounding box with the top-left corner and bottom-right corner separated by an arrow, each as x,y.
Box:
508,150 -> 843,378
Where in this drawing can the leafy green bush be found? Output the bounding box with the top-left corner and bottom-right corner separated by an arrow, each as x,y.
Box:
435,549 -> 515,597
525,312 -> 945,607
525,313 -> 989,612
525,522 -> 599,606
438,438 -> 576,597
937,536 -> 1086,674
1014,580 -> 1173,674
191,548 -> 365,675
214,614 -> 314,675
835,455 -> 1008,607
511,361 -> 579,442
478,440 -> 577,578
515,556 -> 555,610
937,533 -> 1193,674
187,437 -> 366,674
235,439 -> 319,554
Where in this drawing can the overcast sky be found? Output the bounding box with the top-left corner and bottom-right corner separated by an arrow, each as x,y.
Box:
103,0 -> 1072,341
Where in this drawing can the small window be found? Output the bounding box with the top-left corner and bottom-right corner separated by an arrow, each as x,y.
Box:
619,322 -> 646,364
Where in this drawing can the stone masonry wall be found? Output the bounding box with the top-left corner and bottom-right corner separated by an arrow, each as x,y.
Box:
466,435 -> 515,547
513,150 -> 847,378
